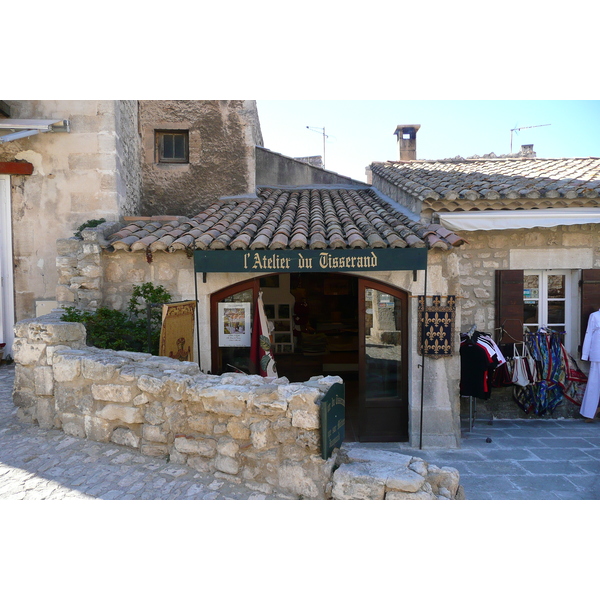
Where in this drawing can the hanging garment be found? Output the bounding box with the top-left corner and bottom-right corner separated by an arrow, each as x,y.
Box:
580,362 -> 600,419
580,310 -> 600,419
581,310 -> 600,362
460,332 -> 499,399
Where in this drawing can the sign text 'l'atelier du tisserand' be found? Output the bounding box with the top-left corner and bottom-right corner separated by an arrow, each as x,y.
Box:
194,247 -> 428,274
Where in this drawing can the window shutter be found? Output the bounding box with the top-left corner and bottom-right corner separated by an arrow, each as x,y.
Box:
580,269 -> 600,353
495,269 -> 524,343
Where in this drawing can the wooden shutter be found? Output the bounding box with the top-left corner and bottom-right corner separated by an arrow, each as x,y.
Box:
580,269 -> 600,353
495,269 -> 524,343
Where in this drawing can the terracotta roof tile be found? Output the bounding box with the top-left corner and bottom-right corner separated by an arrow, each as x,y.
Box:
105,186 -> 466,254
370,157 -> 600,212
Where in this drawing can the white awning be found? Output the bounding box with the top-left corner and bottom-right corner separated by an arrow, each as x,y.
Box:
437,208 -> 600,232
0,119 -> 70,144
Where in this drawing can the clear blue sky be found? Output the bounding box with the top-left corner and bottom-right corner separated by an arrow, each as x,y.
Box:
256,101 -> 600,182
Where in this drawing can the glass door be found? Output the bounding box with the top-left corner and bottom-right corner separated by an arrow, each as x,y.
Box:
210,279 -> 259,374
358,279 -> 409,442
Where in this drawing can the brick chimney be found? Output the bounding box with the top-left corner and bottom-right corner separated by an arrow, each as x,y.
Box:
394,124 -> 421,161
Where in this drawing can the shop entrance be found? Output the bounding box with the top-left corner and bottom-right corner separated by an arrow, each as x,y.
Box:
210,273 -> 409,442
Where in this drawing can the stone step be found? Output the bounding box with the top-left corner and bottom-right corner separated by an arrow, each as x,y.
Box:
331,444 -> 465,500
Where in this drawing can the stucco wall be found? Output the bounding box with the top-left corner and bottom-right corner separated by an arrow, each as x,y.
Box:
138,101 -> 263,217
0,101 -> 142,321
257,147 -> 366,187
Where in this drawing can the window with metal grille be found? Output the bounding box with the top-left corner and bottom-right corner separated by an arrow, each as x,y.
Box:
155,130 -> 188,163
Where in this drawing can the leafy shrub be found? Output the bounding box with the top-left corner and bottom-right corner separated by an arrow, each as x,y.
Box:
74,218 -> 106,239
61,283 -> 172,354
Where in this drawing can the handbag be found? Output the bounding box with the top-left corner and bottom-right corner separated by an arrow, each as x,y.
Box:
512,344 -> 536,387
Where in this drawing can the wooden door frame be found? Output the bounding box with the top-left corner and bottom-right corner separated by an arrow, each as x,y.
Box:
210,278 -> 260,374
358,277 -> 409,442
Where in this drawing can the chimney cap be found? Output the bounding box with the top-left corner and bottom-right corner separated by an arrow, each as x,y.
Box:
394,124 -> 421,136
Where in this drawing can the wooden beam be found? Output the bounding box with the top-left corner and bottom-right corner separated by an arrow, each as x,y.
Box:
0,161 -> 34,175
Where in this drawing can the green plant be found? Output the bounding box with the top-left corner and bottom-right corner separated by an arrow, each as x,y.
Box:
61,283 -> 173,354
74,218 -> 106,239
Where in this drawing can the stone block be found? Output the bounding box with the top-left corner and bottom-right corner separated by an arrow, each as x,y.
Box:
55,383 -> 93,415
82,355 -> 129,381
144,402 -> 165,425
142,424 -> 168,443
141,442 -> 169,458
111,427 -> 140,448
36,398 -> 56,430
217,438 -> 239,458
226,419 -> 250,440
291,409 -> 319,430
92,383 -> 138,403
331,463 -> 386,500
278,462 -> 321,499
12,339 -> 46,366
188,412 -> 217,434
250,419 -> 271,449
133,393 -> 151,406
97,404 -> 144,424
426,465 -> 460,498
57,237 -> 83,255
46,345 -> 70,366
137,374 -> 167,395
187,456 -> 212,472
27,321 -> 86,344
61,414 -> 86,438
84,415 -> 114,442
174,436 -> 217,457
53,352 -> 83,381
252,387 -> 287,415
34,366 -> 54,396
164,402 -> 187,431
214,455 -> 239,475
195,386 -> 247,416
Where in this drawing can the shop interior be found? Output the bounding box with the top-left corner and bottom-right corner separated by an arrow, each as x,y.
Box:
261,273 -> 360,441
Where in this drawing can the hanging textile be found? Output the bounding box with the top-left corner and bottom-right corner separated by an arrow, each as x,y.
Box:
513,329 -> 587,415
250,291 -> 278,378
418,295 -> 456,357
159,301 -> 196,361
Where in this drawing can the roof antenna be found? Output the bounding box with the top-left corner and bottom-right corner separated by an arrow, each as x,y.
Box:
510,124 -> 550,154
306,126 -> 329,168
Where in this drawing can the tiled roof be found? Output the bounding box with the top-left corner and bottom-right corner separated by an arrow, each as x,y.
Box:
106,187 -> 465,253
370,157 -> 600,212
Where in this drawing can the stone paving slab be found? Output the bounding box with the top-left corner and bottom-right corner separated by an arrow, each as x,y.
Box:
2,363 -> 600,500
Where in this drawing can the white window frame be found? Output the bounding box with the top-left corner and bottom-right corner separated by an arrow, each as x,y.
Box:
523,269 -> 578,354
0,174 -> 15,355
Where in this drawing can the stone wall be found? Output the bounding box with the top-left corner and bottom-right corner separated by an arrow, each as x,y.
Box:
138,101 -> 263,217
12,312 -> 465,499
455,223 -> 600,419
12,312 -> 340,499
0,100 -> 142,321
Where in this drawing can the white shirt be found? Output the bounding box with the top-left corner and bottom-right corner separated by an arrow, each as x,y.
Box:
582,310 -> 600,362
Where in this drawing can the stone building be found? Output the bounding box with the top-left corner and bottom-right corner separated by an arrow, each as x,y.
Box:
0,100 -> 263,354
368,125 -> 600,419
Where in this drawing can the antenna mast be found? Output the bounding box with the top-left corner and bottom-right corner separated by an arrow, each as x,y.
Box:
306,126 -> 328,168
510,124 -> 550,153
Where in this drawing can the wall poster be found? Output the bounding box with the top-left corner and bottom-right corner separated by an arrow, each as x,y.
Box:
218,302 -> 251,347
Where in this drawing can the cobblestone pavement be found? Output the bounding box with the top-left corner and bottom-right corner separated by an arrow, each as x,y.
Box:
2,363 -> 600,500
0,365 -> 293,500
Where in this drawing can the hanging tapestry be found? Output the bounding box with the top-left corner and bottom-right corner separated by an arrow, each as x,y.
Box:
418,295 -> 456,357
159,301 -> 196,362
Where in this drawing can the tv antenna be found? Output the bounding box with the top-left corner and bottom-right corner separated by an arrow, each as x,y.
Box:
510,123 -> 550,153
306,126 -> 329,168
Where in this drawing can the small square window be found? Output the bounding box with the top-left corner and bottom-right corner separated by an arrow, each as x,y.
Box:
156,130 -> 189,163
